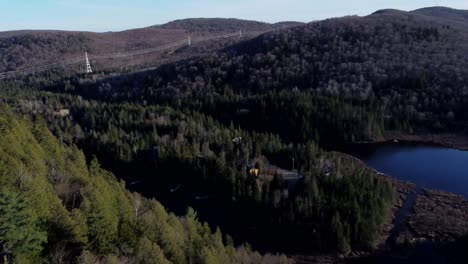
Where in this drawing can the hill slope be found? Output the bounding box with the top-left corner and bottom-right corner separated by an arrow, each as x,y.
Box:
0,107 -> 288,263
0,27 -> 188,72
2,6 -> 468,262
0,18 -> 301,73
81,7 -> 468,145
158,18 -> 302,33
412,6 -> 468,26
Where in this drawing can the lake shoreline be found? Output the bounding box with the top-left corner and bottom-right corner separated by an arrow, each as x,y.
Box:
367,131 -> 468,151
331,151 -> 416,241
332,151 -> 468,263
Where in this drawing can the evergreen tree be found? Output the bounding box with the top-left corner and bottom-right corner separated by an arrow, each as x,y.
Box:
0,188 -> 47,262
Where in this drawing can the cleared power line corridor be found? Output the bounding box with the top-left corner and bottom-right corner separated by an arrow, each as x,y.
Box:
0,29 -> 277,80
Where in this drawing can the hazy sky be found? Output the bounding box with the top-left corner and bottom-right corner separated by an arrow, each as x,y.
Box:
2,0 -> 468,32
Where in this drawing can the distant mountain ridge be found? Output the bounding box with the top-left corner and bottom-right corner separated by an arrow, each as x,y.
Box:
412,6 -> 468,26
1,7 -> 467,74
0,18 -> 302,72
0,27 -> 187,72
157,18 -> 303,33
370,7 -> 468,30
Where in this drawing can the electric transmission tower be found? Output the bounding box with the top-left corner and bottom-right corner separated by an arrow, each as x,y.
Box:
85,52 -> 93,73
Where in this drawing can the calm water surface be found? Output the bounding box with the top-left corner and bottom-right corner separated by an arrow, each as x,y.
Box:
350,143 -> 468,198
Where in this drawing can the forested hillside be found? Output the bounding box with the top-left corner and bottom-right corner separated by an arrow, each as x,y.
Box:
0,107 -> 290,263
0,18 -> 298,73
3,6 -> 468,262
158,18 -> 302,33
1,85 -> 395,254
0,28 -> 184,72
32,8 -> 467,147
413,6 -> 468,27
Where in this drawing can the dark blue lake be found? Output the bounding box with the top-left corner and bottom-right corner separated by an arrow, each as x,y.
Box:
349,143 -> 468,198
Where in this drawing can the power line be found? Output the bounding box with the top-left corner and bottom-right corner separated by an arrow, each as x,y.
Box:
0,57 -> 84,79
0,27 -> 282,80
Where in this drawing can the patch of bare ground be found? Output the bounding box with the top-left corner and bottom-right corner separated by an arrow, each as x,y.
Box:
396,189 -> 468,245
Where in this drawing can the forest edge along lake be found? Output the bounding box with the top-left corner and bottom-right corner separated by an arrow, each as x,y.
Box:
344,141 -> 468,198
339,140 -> 468,263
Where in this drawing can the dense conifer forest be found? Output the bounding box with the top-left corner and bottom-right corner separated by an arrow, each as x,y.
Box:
0,88 -> 395,256
1,6 -> 468,263
0,107 -> 292,263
